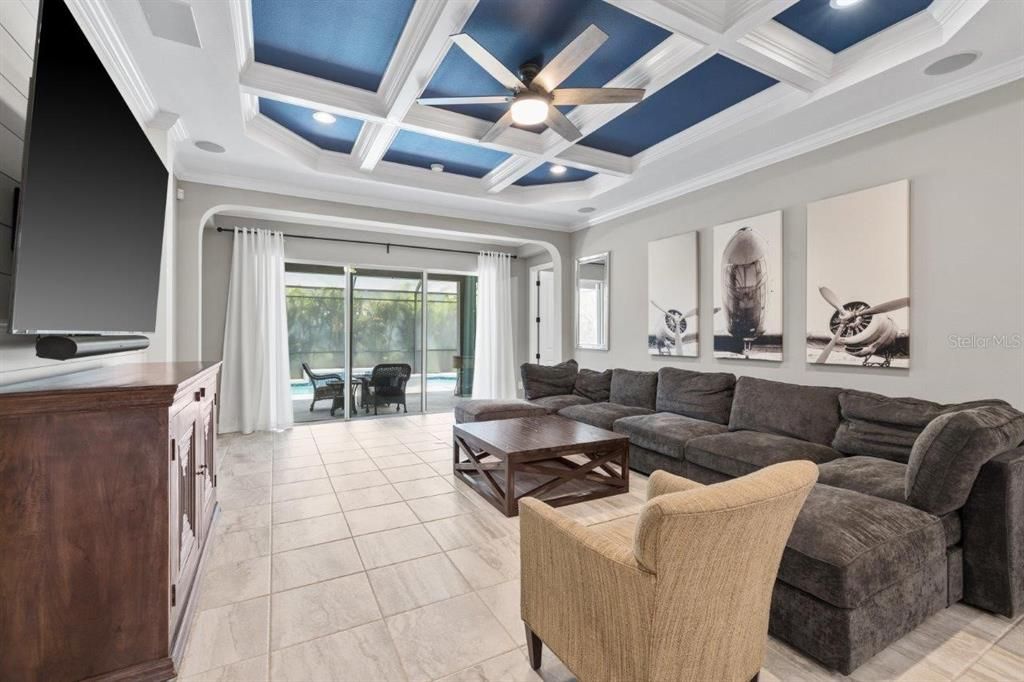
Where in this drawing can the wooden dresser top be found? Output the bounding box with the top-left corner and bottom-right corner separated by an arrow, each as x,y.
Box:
0,362 -> 221,416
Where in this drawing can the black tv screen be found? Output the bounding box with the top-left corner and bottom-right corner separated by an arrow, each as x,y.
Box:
9,0 -> 169,334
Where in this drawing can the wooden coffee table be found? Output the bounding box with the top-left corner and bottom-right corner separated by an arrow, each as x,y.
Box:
453,415 -> 630,517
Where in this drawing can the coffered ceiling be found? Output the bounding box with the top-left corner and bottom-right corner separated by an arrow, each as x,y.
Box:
91,0 -> 1023,230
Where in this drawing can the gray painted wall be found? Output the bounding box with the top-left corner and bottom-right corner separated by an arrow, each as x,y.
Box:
571,82 -> 1024,406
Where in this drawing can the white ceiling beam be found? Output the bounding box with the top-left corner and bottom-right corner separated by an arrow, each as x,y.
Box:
241,61 -> 388,121
355,0 -> 477,172
484,34 -> 711,192
730,22 -> 833,91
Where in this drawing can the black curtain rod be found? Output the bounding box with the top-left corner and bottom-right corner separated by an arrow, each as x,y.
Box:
214,226 -> 516,259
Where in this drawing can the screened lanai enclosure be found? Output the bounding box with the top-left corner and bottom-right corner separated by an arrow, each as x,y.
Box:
284,264 -> 477,423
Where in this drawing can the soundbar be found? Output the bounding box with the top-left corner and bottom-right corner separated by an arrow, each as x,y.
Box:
35,335 -> 150,360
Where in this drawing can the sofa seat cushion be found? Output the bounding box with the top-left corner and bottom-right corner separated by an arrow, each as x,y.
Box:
655,367 -> 735,425
779,484 -> 946,608
685,431 -> 841,479
558,402 -> 654,430
613,413 -> 728,460
729,377 -> 842,445
529,394 -> 592,413
816,456 -> 908,503
454,399 -> 548,424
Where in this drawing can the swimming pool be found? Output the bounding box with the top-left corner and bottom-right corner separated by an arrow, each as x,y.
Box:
290,372 -> 457,398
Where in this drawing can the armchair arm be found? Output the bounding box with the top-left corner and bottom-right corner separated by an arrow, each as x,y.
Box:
647,469 -> 705,501
519,498 -> 656,682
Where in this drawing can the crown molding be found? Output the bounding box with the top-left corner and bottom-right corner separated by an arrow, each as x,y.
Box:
172,164 -> 576,232
582,57 -> 1024,230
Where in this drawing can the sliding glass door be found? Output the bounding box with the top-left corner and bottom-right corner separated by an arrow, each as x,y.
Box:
425,274 -> 476,413
351,269 -> 424,416
285,264 -> 477,422
284,264 -> 348,423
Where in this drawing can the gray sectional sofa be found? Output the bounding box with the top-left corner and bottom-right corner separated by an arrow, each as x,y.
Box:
454,360 -> 1024,674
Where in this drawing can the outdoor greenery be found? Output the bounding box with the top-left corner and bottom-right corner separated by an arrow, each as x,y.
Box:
286,284 -> 462,380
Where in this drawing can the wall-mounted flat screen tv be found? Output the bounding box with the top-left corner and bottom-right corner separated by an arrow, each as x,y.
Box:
9,0 -> 169,334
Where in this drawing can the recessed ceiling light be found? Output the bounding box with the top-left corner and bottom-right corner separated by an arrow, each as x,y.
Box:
829,0 -> 863,8
550,164 -> 567,175
924,51 -> 980,76
312,111 -> 337,125
430,163 -> 445,173
578,206 -> 596,214
510,94 -> 549,126
194,140 -> 225,153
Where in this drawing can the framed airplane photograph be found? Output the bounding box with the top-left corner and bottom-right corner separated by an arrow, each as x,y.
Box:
806,180 -> 910,368
648,232 -> 699,357
713,210 -> 783,361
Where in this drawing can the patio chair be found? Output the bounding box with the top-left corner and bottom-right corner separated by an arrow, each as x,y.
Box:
301,362 -> 345,417
361,363 -> 412,415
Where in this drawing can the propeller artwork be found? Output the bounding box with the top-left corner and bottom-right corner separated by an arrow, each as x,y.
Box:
417,26 -> 645,143
814,286 -> 909,365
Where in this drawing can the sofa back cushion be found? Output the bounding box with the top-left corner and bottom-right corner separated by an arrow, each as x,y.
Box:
573,368 -> 612,403
728,377 -> 842,445
610,369 -> 658,410
520,360 -> 578,400
655,367 -> 735,425
906,405 -> 1024,515
833,389 -> 1008,463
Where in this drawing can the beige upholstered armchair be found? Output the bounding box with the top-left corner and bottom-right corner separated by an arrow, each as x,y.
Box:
519,461 -> 818,682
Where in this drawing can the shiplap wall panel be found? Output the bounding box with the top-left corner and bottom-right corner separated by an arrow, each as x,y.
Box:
0,124 -> 22,181
0,27 -> 31,96
0,0 -> 32,363
0,75 -> 28,137
19,0 -> 39,19
0,1 -> 36,54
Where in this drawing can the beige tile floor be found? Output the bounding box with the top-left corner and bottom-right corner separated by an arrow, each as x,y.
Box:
176,413 -> 1024,682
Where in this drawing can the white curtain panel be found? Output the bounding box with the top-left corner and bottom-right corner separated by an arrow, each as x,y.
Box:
219,228 -> 293,433
472,251 -> 517,399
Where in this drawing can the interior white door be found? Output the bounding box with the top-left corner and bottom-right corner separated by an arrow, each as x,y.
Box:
537,269 -> 555,364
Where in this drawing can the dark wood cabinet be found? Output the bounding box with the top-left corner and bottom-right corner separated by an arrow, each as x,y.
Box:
0,362 -> 221,681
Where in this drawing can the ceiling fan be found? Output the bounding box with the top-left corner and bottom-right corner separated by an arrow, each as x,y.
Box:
416,25 -> 645,143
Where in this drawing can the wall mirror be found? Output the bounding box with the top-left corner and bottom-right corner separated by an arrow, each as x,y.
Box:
575,252 -> 609,350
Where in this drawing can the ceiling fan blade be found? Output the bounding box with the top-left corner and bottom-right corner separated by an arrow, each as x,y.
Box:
551,88 -> 644,105
417,95 -> 513,106
818,286 -> 845,312
816,324 -> 847,364
532,25 -> 608,93
859,297 -> 909,316
544,107 -> 582,141
480,110 -> 515,143
450,34 -> 525,92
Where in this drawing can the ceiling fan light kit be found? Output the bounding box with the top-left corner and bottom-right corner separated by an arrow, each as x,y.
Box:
510,94 -> 549,125
417,24 -> 645,153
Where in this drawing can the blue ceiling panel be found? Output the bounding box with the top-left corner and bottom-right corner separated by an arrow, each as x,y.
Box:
259,99 -> 364,154
383,130 -> 511,178
252,0 -> 415,92
422,0 -> 670,125
774,0 -> 933,53
515,163 -> 596,187
579,55 -> 777,157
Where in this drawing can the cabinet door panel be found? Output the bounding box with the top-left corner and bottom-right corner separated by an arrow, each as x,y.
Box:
169,402 -> 201,631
